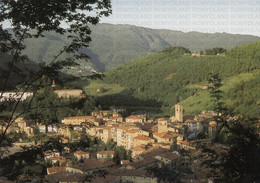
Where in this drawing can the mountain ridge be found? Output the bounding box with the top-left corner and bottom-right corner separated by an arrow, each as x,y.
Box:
21,23 -> 260,73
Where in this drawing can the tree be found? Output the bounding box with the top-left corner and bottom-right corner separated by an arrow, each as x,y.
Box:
147,163 -> 180,183
197,73 -> 260,182
0,0 -> 111,147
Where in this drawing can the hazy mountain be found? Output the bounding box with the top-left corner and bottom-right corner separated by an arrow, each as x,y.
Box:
22,23 -> 260,73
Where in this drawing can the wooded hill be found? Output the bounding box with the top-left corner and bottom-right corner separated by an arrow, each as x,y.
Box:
21,23 -> 260,73
85,41 -> 260,118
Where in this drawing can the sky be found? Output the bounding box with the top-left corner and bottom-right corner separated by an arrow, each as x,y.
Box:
100,0 -> 260,37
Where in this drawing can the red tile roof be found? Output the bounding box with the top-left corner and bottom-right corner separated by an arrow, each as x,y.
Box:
185,119 -> 197,123
126,115 -> 142,120
97,150 -> 115,156
74,150 -> 90,155
47,167 -> 66,175
133,135 -> 152,141
64,116 -> 94,120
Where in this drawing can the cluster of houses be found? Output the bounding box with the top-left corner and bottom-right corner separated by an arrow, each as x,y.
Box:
1,94 -> 226,182
1,103 -> 220,154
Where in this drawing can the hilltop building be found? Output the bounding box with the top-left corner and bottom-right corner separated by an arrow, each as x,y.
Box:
54,89 -> 83,98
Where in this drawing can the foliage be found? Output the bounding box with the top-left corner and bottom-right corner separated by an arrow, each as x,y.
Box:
160,46 -> 191,56
204,47 -> 227,55
195,74 -> 260,182
0,0 -> 111,145
113,146 -> 129,164
147,163 -> 180,183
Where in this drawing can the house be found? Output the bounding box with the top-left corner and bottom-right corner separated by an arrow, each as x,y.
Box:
101,126 -> 112,143
184,119 -> 203,132
38,124 -> 46,133
91,168 -> 158,183
155,151 -> 180,166
44,150 -> 60,160
50,156 -> 66,166
57,126 -> 71,138
74,150 -> 90,160
121,160 -> 130,165
96,150 -> 115,160
47,125 -> 58,133
0,92 -> 33,102
177,140 -> 196,150
25,126 -> 35,137
208,121 -> 218,138
132,145 -> 147,157
125,129 -> 140,150
132,135 -> 154,148
62,116 -> 95,126
191,53 -> 201,57
111,116 -> 123,123
116,126 -> 136,148
14,118 -> 31,132
132,145 -> 161,158
125,115 -> 143,123
66,159 -> 115,174
47,167 -> 66,175
54,89 -> 83,98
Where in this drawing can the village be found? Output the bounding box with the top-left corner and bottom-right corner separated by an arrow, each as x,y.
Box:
0,88 -> 225,182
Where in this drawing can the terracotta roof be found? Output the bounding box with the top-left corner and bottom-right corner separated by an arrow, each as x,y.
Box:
209,121 -> 217,127
126,129 -> 140,134
97,150 -> 115,156
126,115 -> 142,120
143,146 -> 160,154
185,119 -> 197,123
102,126 -> 112,130
47,167 -> 66,175
105,121 -> 114,124
133,135 -> 152,141
153,132 -> 177,139
157,152 -> 180,161
121,160 -> 130,165
70,159 -> 115,171
64,116 -> 94,120
117,126 -> 133,130
178,140 -> 196,146
131,156 -> 158,169
133,144 -> 146,151
157,118 -> 168,121
50,156 -> 66,161
55,89 -> 82,92
151,128 -> 157,133
74,150 -> 90,155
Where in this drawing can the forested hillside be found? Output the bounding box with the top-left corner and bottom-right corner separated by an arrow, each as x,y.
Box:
0,54 -> 40,90
21,23 -> 260,73
87,42 -> 260,117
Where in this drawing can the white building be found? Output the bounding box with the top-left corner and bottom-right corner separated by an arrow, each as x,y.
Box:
0,92 -> 33,102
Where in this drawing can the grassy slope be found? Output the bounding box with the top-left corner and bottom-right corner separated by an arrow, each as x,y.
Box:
182,70 -> 260,114
86,41 -> 260,117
